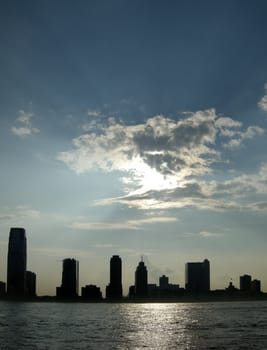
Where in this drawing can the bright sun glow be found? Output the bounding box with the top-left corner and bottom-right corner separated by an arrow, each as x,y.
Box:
127,156 -> 178,195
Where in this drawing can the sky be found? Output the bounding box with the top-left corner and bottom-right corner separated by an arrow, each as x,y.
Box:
0,0 -> 267,296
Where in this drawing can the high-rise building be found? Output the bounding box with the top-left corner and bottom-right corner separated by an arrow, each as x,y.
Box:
26,271 -> 36,297
7,228 -> 27,296
159,275 -> 169,290
185,259 -> 210,293
240,274 -> 252,291
251,279 -> 261,294
56,258 -> 79,298
82,284 -> 102,300
0,281 -> 6,296
106,255 -> 123,299
135,260 -> 148,297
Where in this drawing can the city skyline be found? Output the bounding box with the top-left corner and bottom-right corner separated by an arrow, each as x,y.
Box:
0,1 -> 267,295
0,227 -> 264,297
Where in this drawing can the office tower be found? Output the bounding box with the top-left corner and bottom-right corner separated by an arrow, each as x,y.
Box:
0,282 -> 6,296
26,271 -> 36,297
106,255 -> 123,299
135,260 -> 148,297
251,279 -> 261,294
240,274 -> 252,291
7,227 -> 27,296
185,259 -> 210,293
56,258 -> 79,298
82,284 -> 102,300
159,275 -> 169,289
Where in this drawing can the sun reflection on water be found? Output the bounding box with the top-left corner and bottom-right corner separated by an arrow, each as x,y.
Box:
115,303 -> 196,349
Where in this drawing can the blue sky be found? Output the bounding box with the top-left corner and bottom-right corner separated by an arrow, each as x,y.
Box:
0,0 -> 267,295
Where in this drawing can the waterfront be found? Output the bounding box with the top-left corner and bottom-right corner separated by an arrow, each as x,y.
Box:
0,301 -> 267,349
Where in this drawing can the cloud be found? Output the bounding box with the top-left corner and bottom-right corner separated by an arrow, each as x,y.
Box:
258,83 -> 267,112
250,202 -> 267,210
11,110 -> 40,137
0,206 -> 41,221
222,126 -> 264,149
16,206 -> 41,219
184,231 -> 224,238
94,243 -> 115,248
96,163 -> 267,211
58,108 -> 265,211
199,231 -> 224,238
58,109 -> 219,176
213,163 -> 267,196
96,191 -> 240,211
31,247 -> 88,259
69,216 -> 177,231
58,108 -> 262,182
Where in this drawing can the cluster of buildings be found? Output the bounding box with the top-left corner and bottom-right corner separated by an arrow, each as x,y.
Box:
0,227 -> 263,300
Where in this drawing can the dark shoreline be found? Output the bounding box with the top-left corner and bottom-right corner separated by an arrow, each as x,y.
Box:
1,293 -> 267,303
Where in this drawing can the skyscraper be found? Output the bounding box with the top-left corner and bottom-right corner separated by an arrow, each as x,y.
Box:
106,255 -> 123,299
26,271 -> 36,297
240,274 -> 251,291
7,227 -> 27,296
56,258 -> 79,298
159,275 -> 169,290
135,259 -> 148,297
185,259 -> 210,293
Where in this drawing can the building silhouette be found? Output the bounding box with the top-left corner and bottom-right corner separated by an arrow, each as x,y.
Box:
26,271 -> 36,297
159,275 -> 169,290
106,255 -> 123,299
225,281 -> 238,295
147,283 -> 158,297
240,274 -> 252,291
7,228 -> 27,296
56,258 -> 79,298
0,282 -> 6,296
135,259 -> 148,297
185,259 -> 210,293
82,284 -> 102,300
251,279 -> 261,294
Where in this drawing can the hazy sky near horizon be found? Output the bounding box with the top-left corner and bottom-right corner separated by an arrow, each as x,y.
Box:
0,0 -> 267,295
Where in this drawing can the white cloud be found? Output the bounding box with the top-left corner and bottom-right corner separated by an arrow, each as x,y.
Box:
71,222 -> 136,231
95,163 -> 267,212
11,110 -> 40,137
222,126 -> 264,149
0,206 -> 41,221
258,83 -> 267,112
184,231 -> 224,238
96,193 -> 241,211
199,231 -> 224,238
213,163 -> 267,196
94,243 -> 115,248
69,216 -> 177,231
87,109 -> 102,117
58,108 -> 265,212
31,247 -> 88,259
16,207 -> 41,219
59,109 -> 263,180
58,109 -> 257,189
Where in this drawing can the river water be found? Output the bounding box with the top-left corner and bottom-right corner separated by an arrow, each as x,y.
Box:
0,301 -> 266,349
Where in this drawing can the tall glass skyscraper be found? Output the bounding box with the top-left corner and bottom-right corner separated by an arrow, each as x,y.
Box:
185,259 -> 210,293
56,258 -> 79,298
7,227 -> 27,296
135,260 -> 148,297
106,255 -> 123,299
